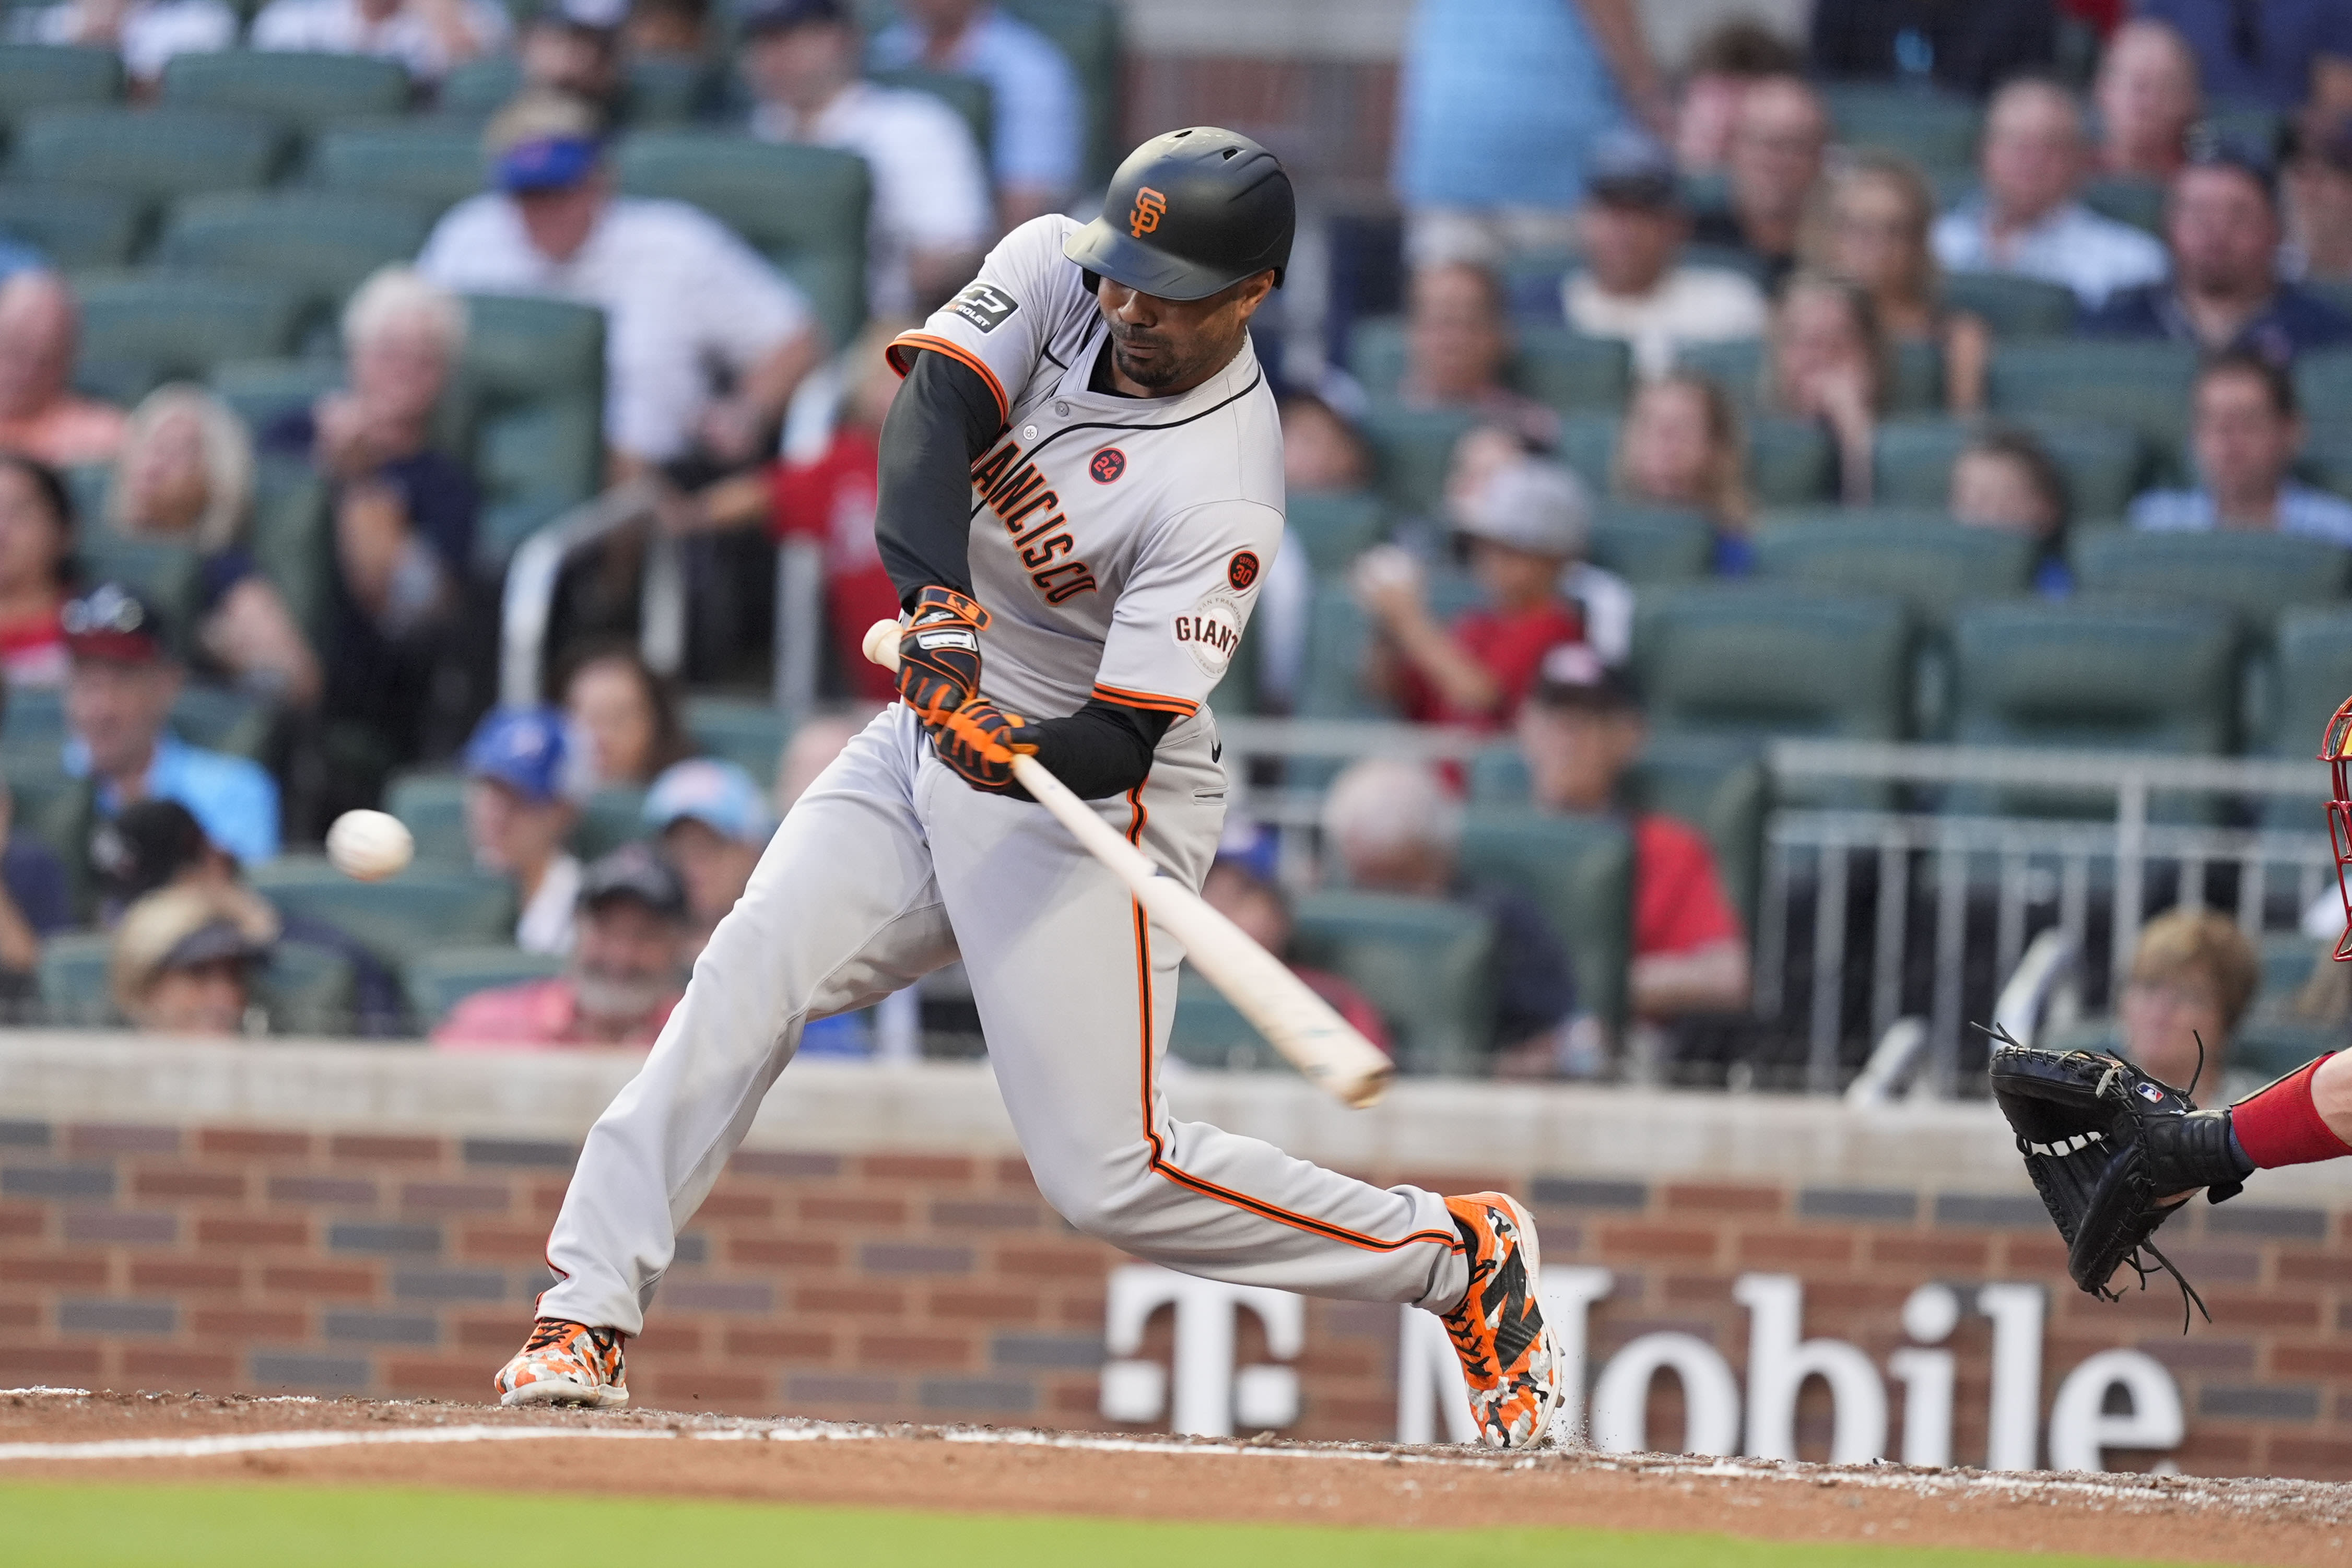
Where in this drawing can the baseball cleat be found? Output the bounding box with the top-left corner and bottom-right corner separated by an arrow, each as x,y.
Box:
496,1317 -> 629,1409
1439,1192 -> 1564,1449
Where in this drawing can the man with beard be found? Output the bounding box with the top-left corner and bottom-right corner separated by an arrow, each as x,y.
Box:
433,843 -> 690,1049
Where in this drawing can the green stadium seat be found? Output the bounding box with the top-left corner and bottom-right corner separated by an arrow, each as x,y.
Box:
616,132 -> 872,350
1555,412 -> 1616,491
1002,0 -> 1122,182
2072,530 -> 2351,639
1633,584 -> 1914,744
157,191 -> 432,333
73,272 -> 306,388
685,695 -> 792,785
624,53 -> 712,125
573,785 -> 650,860
1358,400 -> 1479,520
2307,279 -> 2352,319
2298,350 -> 2352,427
1165,970 -> 1290,1074
70,525 -> 204,653
10,105 -> 283,208
1456,806 -> 1632,1031
458,294 -> 606,558
2269,608 -> 2352,757
2231,1018 -> 2338,1086
35,929 -> 356,1034
1587,500 -> 1715,585
403,943 -> 565,1031
170,682 -> 275,759
1289,890 -> 1496,1076
0,46 -> 122,134
1295,575 -> 1486,721
1345,316 -> 1630,411
1939,272 -> 2081,337
245,856 -> 518,966
434,55 -> 521,121
1950,600 -> 2238,756
2254,933 -> 2327,1019
871,68 -> 993,163
1746,417 -> 1836,507
1988,340 -> 2199,461
36,931 -> 116,1028
247,457 -> 334,643
2081,177 -> 2165,237
386,770 -> 470,863
1673,337 -> 1762,403
159,51 -> 410,135
307,122 -> 488,217
1822,84 -> 1980,169
1887,338 -> 1943,413
2310,421 -> 2352,504
1284,491 -> 1385,576
1871,418 -> 1970,510
210,358 -> 346,437
1,681 -> 64,748
0,184 -> 139,268
1752,515 -> 2038,634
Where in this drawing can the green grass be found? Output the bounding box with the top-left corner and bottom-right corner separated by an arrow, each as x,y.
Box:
2,1483 -> 2177,1567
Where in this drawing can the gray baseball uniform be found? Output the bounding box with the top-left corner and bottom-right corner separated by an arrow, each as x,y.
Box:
536,217 -> 1471,1338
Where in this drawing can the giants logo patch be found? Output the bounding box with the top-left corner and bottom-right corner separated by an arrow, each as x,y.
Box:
1129,186 -> 1167,237
1227,550 -> 1260,592
1089,447 -> 1126,484
948,282 -> 1019,334
1175,591 -> 1243,678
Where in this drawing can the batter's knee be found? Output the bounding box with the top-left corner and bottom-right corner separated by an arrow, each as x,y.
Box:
1029,1156 -> 1162,1251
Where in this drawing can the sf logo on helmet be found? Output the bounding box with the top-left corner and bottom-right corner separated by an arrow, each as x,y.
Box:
1128,186 -> 1167,238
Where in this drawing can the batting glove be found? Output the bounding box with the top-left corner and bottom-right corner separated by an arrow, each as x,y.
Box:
896,586 -> 991,725
928,697 -> 1038,793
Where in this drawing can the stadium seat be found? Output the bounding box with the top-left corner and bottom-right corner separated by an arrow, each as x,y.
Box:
1822,84 -> 1981,170
2231,1017 -> 2338,1088
1887,338 -> 1943,413
35,932 -> 116,1028
624,54 -> 712,125
402,944 -> 565,1031
1165,972 -> 1289,1074
434,55 -> 521,121
2081,176 -> 2165,237
1672,337 -> 1762,403
2071,530 -> 2351,640
159,51 -> 410,136
872,68 -> 993,164
1555,412 -> 1616,491
9,105 -> 283,210
36,930 -> 355,1034
1358,400 -> 1479,520
616,132 -> 872,351
2269,608 -> 2352,757
157,192 -> 432,335
73,273 -> 306,389
0,45 -> 123,133
1344,317 -> 1630,412
1938,272 -> 2081,337
1289,890 -> 1496,1076
2309,421 -> 2352,504
246,856 -> 518,966
1587,500 -> 1715,585
72,526 -> 204,653
1,682 -> 64,748
247,458 -> 334,643
573,786 -> 650,860
458,294 -> 607,559
1872,417 -> 2146,523
1284,491 -> 1386,576
1745,417 -> 1836,508
1456,806 -> 1632,1031
1633,584 -> 1914,744
0,184 -> 139,268
386,770 -> 470,864
2254,932 -> 2327,1019
2298,350 -> 2352,427
170,682 -> 275,759
1755,509 -> 2031,608
2308,278 -> 2352,319
1950,599 -> 2238,756
306,123 -> 489,218
1988,340 -> 2198,464
209,359 -> 346,437
1295,575 -> 1486,722
685,696 -> 792,785
1002,0 -> 1123,182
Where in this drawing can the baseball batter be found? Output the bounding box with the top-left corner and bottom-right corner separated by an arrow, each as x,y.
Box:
497,128 -> 1564,1448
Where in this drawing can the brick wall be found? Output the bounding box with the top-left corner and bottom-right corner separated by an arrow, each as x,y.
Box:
4,1112 -> 2347,1477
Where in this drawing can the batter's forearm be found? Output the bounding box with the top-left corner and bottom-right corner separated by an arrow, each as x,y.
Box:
1028,699 -> 1173,800
876,350 -> 1005,608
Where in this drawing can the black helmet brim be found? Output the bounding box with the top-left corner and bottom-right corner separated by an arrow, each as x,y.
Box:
1062,219 -> 1279,303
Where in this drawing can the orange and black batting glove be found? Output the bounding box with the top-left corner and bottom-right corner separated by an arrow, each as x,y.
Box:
928,697 -> 1038,794
896,586 -> 991,726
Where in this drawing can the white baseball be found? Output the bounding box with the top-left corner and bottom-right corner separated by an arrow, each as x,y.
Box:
326,809 -> 414,882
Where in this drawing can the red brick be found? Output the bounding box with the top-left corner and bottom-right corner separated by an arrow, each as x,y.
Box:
398,1182 -> 511,1215
1596,1223 -> 1721,1263
1802,1279 -> 1913,1313
262,1264 -> 379,1299
0,1204 -> 42,1238
632,1323 -> 705,1357
855,1332 -> 975,1369
0,1301 -> 37,1328
2278,1254 -> 2352,1286
1869,1234 -> 1989,1269
2191,1292 -> 2322,1330
121,1349 -> 237,1384
860,1154 -> 975,1183
0,1346 -> 100,1377
798,1194 -> 906,1226
725,1328 -> 833,1361
794,1281 -> 907,1317
457,1225 -> 549,1260
130,1167 -> 247,1200
2270,1342 -> 2352,1378
636,1369 -> 771,1406
329,1135 -> 443,1163
929,1199 -> 1040,1230
190,1307 -> 308,1339
1734,1229 -> 1855,1268
1662,1183 -> 1783,1217
196,1216 -> 309,1247
128,1260 -> 242,1294
727,1237 -> 839,1269
993,1157 -> 1036,1190
196,1127 -> 310,1158
381,1357 -> 492,1399
994,1246 -> 1106,1278
1,1255 -> 107,1288
2268,1436 -> 2352,1477
926,1288 -> 1042,1322
690,1189 -> 774,1222
457,1316 -> 523,1350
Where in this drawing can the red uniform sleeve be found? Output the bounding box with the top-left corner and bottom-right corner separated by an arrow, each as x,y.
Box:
1633,814 -> 1744,959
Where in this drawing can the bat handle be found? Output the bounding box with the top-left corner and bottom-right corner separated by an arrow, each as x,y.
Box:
863,618 -> 903,676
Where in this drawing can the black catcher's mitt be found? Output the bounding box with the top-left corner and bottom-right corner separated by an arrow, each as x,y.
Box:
1987,1036 -> 2250,1326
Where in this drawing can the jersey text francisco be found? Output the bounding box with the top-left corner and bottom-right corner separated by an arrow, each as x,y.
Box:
970,437 -> 1100,605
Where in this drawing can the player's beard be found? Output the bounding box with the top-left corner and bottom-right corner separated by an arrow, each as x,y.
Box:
1108,326 -> 1197,392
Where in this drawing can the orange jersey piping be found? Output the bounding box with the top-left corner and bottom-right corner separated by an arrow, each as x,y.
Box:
886,332 -> 1010,428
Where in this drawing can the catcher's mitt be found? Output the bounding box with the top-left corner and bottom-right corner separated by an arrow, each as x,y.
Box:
1987,1035 -> 2250,1328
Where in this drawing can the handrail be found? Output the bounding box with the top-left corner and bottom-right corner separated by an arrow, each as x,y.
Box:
1768,738 -> 2324,798
497,477 -> 671,708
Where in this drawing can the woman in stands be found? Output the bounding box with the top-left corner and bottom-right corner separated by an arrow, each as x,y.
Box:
1949,426 -> 2075,596
1611,371 -> 1755,574
108,384 -> 321,708
1763,272 -> 1886,507
558,643 -> 692,791
0,453 -> 74,688
1803,155 -> 1989,414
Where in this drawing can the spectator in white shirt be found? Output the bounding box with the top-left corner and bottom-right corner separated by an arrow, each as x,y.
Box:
415,92 -> 824,479
9,0 -> 234,88
740,0 -> 992,319
1562,134 -> 1767,380
870,0 -> 1084,227
251,0 -> 509,84
1932,78 -> 2169,310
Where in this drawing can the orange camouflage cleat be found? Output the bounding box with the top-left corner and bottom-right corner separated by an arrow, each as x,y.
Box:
496,1317 -> 629,1409
1439,1192 -> 1564,1448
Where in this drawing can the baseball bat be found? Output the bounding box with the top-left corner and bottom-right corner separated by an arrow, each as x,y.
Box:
863,619 -> 1394,1109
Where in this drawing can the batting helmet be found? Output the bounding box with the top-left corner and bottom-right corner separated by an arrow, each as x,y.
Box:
1062,127 -> 1294,302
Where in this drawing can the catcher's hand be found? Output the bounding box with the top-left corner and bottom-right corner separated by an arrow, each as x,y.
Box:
928,697 -> 1038,793
1989,1037 -> 2249,1326
896,586 -> 990,725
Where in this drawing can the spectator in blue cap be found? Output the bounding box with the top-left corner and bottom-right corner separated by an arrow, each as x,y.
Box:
463,704 -> 593,954
642,757 -> 773,961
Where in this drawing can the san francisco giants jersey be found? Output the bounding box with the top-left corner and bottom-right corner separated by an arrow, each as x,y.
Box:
887,215 -> 1284,730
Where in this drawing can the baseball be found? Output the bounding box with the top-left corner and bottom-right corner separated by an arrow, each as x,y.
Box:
325,809 -> 414,881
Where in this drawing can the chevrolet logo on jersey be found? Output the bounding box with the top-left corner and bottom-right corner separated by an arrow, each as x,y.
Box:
949,282 -> 1020,335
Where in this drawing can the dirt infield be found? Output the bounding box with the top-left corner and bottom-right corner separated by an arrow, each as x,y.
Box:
4,1391 -> 2351,1565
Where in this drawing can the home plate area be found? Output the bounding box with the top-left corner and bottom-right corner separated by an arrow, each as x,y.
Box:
5,1390 -> 2352,1566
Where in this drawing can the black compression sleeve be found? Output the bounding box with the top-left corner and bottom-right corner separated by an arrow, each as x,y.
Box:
875,348 -> 1003,609
1026,699 -> 1174,800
